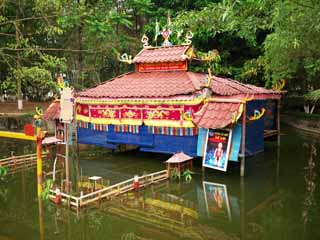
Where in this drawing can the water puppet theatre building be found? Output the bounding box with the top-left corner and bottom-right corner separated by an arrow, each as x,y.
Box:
75,42 -> 281,174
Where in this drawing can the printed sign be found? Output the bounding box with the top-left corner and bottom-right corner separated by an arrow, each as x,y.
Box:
60,87 -> 74,123
203,129 -> 232,172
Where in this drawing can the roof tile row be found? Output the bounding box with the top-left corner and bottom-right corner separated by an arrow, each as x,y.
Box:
210,76 -> 279,97
193,102 -> 242,129
133,45 -> 189,64
79,71 -> 280,99
79,71 -> 206,98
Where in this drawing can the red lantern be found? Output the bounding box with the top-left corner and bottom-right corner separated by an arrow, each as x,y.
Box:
24,124 -> 35,136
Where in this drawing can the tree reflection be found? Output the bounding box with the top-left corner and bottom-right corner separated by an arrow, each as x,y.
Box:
302,142 -> 317,231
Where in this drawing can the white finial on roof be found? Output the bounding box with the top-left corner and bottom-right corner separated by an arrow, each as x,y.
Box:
141,34 -> 149,48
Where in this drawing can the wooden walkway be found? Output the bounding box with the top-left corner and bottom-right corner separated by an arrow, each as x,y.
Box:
49,169 -> 169,209
0,152 -> 47,174
264,129 -> 279,139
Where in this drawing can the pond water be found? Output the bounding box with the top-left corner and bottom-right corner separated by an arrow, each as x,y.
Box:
0,124 -> 319,240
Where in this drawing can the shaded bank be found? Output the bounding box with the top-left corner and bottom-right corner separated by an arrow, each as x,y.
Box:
282,114 -> 320,134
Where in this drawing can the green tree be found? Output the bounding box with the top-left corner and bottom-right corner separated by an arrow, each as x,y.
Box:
152,0 -> 276,81
4,66 -> 57,101
0,0 -> 138,108
0,0 -> 66,108
263,0 -> 320,92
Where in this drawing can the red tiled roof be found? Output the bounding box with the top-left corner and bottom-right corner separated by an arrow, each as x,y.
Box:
193,102 -> 242,129
133,45 -> 190,64
79,71 -> 207,98
43,100 -> 60,121
210,76 -> 280,98
166,152 -> 193,163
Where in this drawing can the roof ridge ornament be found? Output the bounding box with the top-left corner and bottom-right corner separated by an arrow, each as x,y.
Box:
205,68 -> 212,87
161,28 -> 172,47
141,34 -> 149,48
248,108 -> 266,121
184,31 -> 193,45
232,104 -> 244,123
272,79 -> 285,91
200,49 -> 220,62
117,53 -> 133,64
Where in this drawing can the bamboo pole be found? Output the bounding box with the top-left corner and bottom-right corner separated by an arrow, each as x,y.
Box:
38,196 -> 45,240
36,127 -> 43,198
240,177 -> 246,239
65,123 -> 70,193
0,131 -> 36,141
240,103 -> 247,177
277,99 -> 281,146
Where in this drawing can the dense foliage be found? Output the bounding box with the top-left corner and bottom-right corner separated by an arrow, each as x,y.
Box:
0,0 -> 319,105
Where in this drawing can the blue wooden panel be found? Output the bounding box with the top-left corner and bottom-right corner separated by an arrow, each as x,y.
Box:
264,99 -> 276,130
106,132 -> 154,146
106,125 -> 153,147
229,124 -> 242,162
140,134 -> 198,157
245,100 -> 265,156
77,127 -> 117,149
197,128 -> 208,156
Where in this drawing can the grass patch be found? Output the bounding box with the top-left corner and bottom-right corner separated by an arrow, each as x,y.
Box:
19,112 -> 34,117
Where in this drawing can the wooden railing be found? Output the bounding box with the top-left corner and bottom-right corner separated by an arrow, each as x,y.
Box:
0,152 -> 47,174
49,169 -> 169,209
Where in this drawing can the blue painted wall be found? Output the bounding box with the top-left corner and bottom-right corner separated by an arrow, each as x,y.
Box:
106,125 -> 154,147
245,100 -> 265,156
264,99 -> 276,130
140,134 -> 198,156
77,124 -> 198,156
77,125 -> 117,149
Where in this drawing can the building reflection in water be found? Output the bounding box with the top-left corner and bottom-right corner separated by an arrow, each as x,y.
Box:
52,172 -> 280,240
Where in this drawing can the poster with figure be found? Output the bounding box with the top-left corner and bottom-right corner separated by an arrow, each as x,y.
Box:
203,129 -> 232,171
203,181 -> 231,221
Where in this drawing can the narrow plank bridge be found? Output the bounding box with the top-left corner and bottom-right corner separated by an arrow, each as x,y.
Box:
0,152 -> 47,174
49,169 -> 169,209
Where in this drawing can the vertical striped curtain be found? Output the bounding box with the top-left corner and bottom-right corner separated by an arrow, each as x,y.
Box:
114,125 -> 140,134
91,123 -> 108,132
147,126 -> 198,136
77,120 -> 89,129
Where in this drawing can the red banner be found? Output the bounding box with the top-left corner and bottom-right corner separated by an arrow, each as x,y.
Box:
137,61 -> 187,72
76,103 -> 201,127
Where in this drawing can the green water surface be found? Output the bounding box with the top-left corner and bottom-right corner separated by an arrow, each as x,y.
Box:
0,124 -> 319,240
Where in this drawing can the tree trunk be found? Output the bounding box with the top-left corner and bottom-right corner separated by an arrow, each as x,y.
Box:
16,10 -> 23,110
76,0 -> 84,88
78,24 -> 83,87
